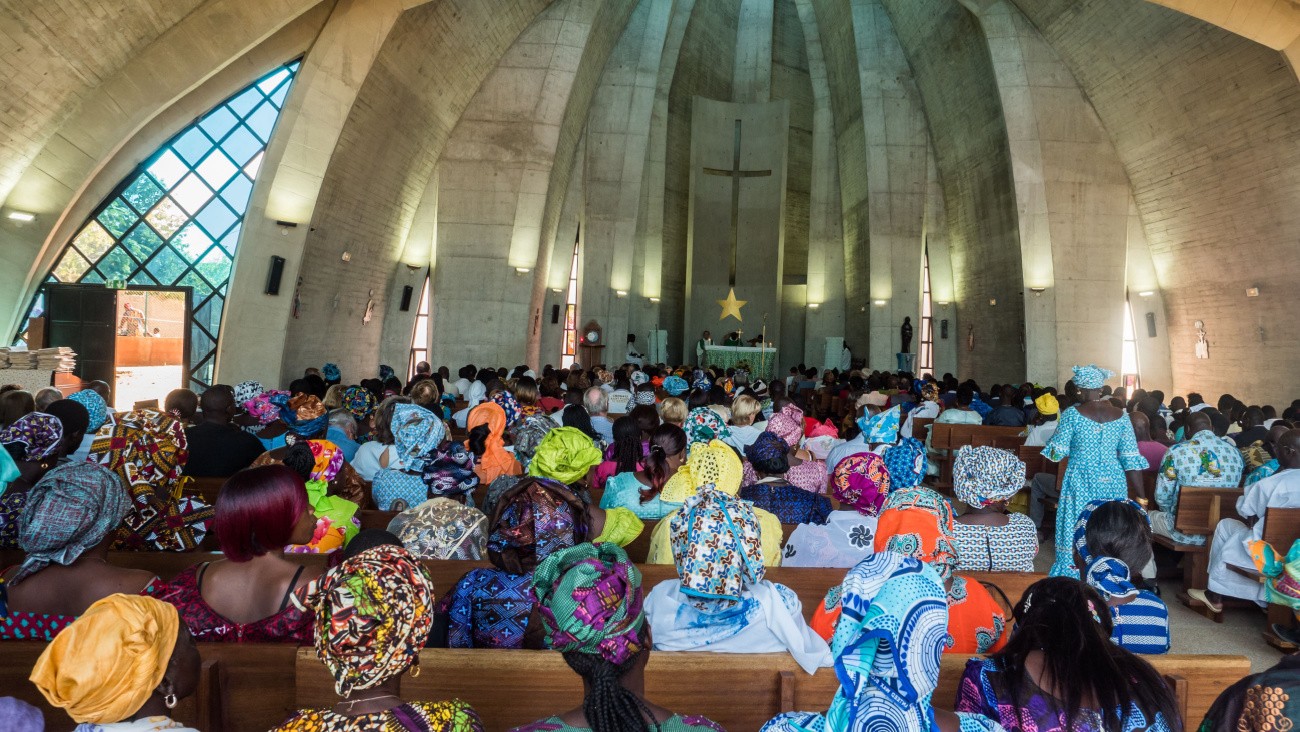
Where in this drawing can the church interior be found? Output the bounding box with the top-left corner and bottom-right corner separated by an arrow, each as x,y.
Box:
2,0 -> 1300,730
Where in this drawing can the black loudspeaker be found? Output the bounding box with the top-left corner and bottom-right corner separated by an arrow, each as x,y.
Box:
551,304 -> 560,324
940,319 -> 949,339
265,256 -> 286,295
399,285 -> 414,311
1146,312 -> 1157,338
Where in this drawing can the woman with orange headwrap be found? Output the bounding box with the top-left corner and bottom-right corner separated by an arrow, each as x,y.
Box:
465,402 -> 521,484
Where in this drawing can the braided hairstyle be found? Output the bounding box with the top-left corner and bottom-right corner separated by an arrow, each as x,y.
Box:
610,417 -> 643,474
561,645 -> 654,732
996,577 -> 1180,732
282,441 -> 315,480
641,424 -> 686,503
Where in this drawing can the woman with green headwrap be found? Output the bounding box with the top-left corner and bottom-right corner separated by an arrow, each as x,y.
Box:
510,543 -> 724,732
530,426 -> 645,548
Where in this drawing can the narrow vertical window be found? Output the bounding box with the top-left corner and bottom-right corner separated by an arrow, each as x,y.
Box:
561,236 -> 580,368
919,244 -> 934,376
408,272 -> 430,379
1121,296 -> 1141,390
15,60 -> 301,389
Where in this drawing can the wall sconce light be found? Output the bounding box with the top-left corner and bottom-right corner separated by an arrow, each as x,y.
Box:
404,263 -> 422,271
937,301 -> 950,306
988,298 -> 997,306
515,267 -> 530,275
649,297 -> 660,303
615,290 -> 627,297
1029,287 -> 1046,296
550,287 -> 563,293
1246,287 -> 1260,298
873,299 -> 887,306
808,302 -> 820,309
1137,290 -> 1155,298
6,211 -> 36,222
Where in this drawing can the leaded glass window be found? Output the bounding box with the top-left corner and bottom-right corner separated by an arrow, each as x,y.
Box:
16,60 -> 301,389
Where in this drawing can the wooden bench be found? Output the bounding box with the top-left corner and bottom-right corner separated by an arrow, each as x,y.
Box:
1152,486 -> 1244,589
182,475 -> 230,505
911,417 -> 935,441
1257,507 -> 1300,649
930,424 -> 1027,489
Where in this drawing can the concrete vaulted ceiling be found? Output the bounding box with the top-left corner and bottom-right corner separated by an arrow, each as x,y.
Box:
1,0 -> 1297,402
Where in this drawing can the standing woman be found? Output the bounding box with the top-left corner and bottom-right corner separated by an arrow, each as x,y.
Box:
1042,365 -> 1148,577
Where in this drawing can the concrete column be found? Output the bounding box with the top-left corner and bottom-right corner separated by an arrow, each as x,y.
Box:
733,0 -> 774,103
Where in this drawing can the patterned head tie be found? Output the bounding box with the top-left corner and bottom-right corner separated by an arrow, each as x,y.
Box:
532,542 -> 645,665
341,386 -> 376,420
766,403 -> 805,447
952,445 -> 1025,509
669,485 -> 765,607
661,438 -> 743,503
875,487 -> 959,582
1071,364 -> 1114,390
684,407 -> 732,447
294,544 -> 435,696
12,462 -> 131,583
0,412 -> 63,461
832,453 -> 892,517
322,363 -> 341,383
68,390 -> 110,433
882,437 -> 926,489
662,375 -> 689,396
1073,498 -> 1150,602
1034,393 -> 1060,416
857,405 -> 901,446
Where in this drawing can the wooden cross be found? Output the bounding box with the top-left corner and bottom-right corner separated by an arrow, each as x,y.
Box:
702,119 -> 772,287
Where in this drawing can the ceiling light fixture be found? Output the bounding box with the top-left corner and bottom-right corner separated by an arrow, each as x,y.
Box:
1138,290 -> 1155,297
615,290 -> 627,297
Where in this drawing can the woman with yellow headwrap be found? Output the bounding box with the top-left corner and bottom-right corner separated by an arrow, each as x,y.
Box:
275,544 -> 484,731
645,439 -> 785,566
31,594 -> 201,731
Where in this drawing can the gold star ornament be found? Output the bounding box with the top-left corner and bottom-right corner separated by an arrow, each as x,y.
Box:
717,288 -> 747,322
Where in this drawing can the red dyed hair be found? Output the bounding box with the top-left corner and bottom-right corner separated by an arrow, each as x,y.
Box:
214,464 -> 310,562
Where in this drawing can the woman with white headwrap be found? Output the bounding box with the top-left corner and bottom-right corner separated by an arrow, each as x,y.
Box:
1041,365 -> 1148,577
952,446 -> 1038,573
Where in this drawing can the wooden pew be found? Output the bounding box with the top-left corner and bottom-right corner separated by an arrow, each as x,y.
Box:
295,647 -> 1247,732
183,475 -> 230,505
911,417 -> 935,441
930,424 -> 1027,489
1260,507 -> 1300,649
1152,486 -> 1244,589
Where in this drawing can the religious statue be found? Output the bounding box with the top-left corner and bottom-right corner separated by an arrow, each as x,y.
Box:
1195,320 -> 1209,359
900,317 -> 913,353
362,289 -> 376,324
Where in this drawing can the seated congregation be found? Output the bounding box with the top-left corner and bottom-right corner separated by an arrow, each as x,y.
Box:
0,361 -> 1297,732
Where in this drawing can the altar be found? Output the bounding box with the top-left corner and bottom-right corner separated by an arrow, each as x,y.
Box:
701,345 -> 778,380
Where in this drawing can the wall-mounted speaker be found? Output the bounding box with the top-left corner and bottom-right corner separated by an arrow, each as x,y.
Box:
265,256 -> 286,295
940,319 -> 949,340
1146,312 -> 1157,338
551,304 -> 561,324
399,285 -> 414,312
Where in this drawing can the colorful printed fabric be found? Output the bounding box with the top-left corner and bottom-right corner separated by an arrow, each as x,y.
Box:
444,566 -> 537,649
663,375 -> 689,396
341,386 -> 375,421
692,370 -> 711,392
234,380 -> 264,406
291,475 -> 360,553
591,506 -> 644,547
391,404 -> 444,471
957,656 -> 1173,732
322,363 -> 341,382
1072,364 -> 1114,390
858,405 -> 901,445
492,390 -> 523,428
945,575 -> 1008,654
278,394 -> 329,437
739,481 -> 833,525
669,486 -> 765,607
1041,407 -> 1148,576
1154,429 -> 1243,545
11,462 -> 131,582
379,364 -> 395,382
244,390 -> 286,425
163,562 -> 312,643
90,410 -> 213,552
509,415 -> 555,468
294,544 -> 435,696
0,575 -> 165,641
515,714 -> 723,732
309,440 -> 346,482
0,413 -> 62,461
68,390 -> 109,433
661,439 -> 744,503
952,515 -> 1039,573
831,453 -> 892,517
685,407 -> 732,448
371,469 -> 428,511
634,388 -> 657,406
273,700 -> 485,732
389,497 -> 488,560
528,427 -> 603,485
488,477 -> 587,574
532,542 -> 645,664
766,404 -> 805,447
1247,459 -> 1279,487
421,440 -> 480,499
466,402 -> 522,484
1196,654 -> 1300,732
875,488 -> 959,582
630,371 -> 649,387
746,432 -> 791,472
1074,498 -> 1149,601
1241,441 -> 1273,473
883,437 -> 926,489
1073,498 -> 1169,654
765,553 -> 990,732
953,446 -> 1025,508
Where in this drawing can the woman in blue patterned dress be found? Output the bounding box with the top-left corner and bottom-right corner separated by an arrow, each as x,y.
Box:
1042,366 -> 1148,577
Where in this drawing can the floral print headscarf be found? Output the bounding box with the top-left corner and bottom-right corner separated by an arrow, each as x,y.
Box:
669,486 -> 764,609
0,413 -> 63,461
831,453 -> 892,517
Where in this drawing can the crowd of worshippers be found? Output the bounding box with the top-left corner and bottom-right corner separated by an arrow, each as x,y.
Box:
0,359 -> 1298,731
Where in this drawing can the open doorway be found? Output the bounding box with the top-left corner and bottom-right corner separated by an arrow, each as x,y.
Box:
113,289 -> 189,410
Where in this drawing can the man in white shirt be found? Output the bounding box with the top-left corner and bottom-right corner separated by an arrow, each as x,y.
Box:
607,372 -> 634,415
584,387 -> 615,444
452,365 -> 475,401
1191,428 -> 1300,610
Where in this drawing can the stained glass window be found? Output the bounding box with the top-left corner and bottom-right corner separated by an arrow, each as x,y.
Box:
15,60 -> 301,389
919,243 -> 934,376
561,236 -> 580,368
